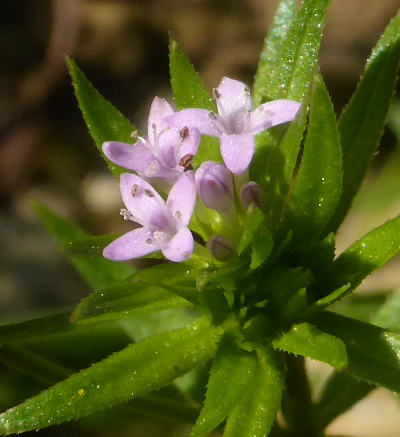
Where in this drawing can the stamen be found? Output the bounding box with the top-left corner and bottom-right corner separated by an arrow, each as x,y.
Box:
120,208 -> 134,221
180,126 -> 189,139
213,88 -> 221,100
144,189 -> 154,198
209,112 -> 217,120
179,153 -> 194,170
173,210 -> 182,220
131,129 -> 138,139
244,86 -> 250,97
146,238 -> 152,244
131,184 -> 139,197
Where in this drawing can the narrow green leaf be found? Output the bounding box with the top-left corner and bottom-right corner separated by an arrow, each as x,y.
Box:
371,287 -> 400,329
319,215 -> 400,297
190,337 -> 257,437
0,318 -> 222,435
266,0 -> 329,102
67,57 -> 135,177
238,208 -> 265,255
272,322 -> 347,370
312,311 -> 400,392
33,201 -> 134,289
284,76 -> 342,247
71,277 -> 191,323
224,346 -> 284,437
329,10 -> 400,230
314,372 -> 372,430
251,229 -> 274,270
253,0 -> 297,106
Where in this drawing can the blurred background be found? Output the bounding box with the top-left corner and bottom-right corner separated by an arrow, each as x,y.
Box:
1,0 -> 400,435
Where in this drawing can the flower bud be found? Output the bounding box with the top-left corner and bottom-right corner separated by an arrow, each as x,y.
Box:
240,182 -> 263,210
195,161 -> 234,214
207,235 -> 234,261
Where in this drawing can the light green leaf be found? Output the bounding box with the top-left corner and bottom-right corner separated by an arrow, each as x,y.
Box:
312,311 -> 400,392
169,39 -> 221,168
250,229 -> 274,270
318,215 -> 400,297
253,0 -> 297,106
238,208 -> 265,255
224,346 -> 284,437
272,322 -> 347,370
314,372 -> 372,430
0,318 -> 222,435
33,201 -> 134,290
71,277 -> 192,323
372,287 -> 400,330
190,337 -> 257,437
266,0 -> 329,102
329,10 -> 400,230
284,76 -> 342,247
67,58 -> 135,177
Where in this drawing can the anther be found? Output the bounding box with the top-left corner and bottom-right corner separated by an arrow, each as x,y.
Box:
180,126 -> 189,139
144,189 -> 154,198
131,184 -> 139,197
179,153 -> 194,170
209,112 -> 217,120
213,88 -> 221,99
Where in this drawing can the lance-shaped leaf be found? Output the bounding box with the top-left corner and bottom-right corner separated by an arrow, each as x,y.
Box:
317,215 -> 400,298
283,76 -> 342,248
190,337 -> 257,437
253,0 -> 297,107
329,10 -> 400,230
272,322 -> 347,370
67,58 -> 135,177
314,372 -> 372,430
33,201 -> 134,290
266,0 -> 329,102
71,277 -> 191,324
224,346 -> 285,437
0,318 -> 222,435
312,311 -> 400,392
372,287 -> 400,330
169,39 -> 221,167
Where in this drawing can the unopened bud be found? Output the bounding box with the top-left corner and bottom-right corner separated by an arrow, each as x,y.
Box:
207,235 -> 234,261
195,161 -> 233,214
241,182 -> 263,210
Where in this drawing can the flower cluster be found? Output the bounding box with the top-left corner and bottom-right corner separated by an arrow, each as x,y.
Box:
103,77 -> 300,263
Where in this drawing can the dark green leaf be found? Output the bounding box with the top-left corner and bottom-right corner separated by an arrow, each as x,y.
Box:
272,322 -> 347,370
238,208 -> 265,255
329,10 -> 400,230
312,311 -> 400,392
67,58 -> 135,177
253,0 -> 297,106
265,0 -> 329,102
33,201 -> 134,289
284,76 -> 342,247
190,337 -> 257,437
318,215 -> 400,297
250,228 -> 274,270
224,346 -> 284,437
0,318 -> 222,435
314,372 -> 372,430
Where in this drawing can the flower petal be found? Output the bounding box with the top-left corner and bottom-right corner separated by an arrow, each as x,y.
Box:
220,134 -> 254,175
214,77 -> 252,120
103,228 -> 161,261
157,127 -> 181,168
167,171 -> 196,227
103,140 -> 158,174
148,97 -> 175,142
179,127 -> 201,160
162,227 -> 194,262
120,173 -> 165,225
249,100 -> 301,134
166,109 -> 220,136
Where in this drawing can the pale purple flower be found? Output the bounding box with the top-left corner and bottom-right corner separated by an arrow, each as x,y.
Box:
241,182 -> 263,210
103,97 -> 200,184
103,171 -> 196,262
167,77 -> 301,174
195,161 -> 234,215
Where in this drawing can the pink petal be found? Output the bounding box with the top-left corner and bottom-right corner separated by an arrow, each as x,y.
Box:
103,228 -> 161,261
157,127 -> 181,168
148,97 -> 175,142
167,171 -> 196,227
249,100 -> 301,134
166,109 -> 220,137
179,127 -> 201,160
103,141 -> 159,174
214,77 -> 252,120
220,133 -> 254,175
120,173 -> 165,226
162,227 -> 194,262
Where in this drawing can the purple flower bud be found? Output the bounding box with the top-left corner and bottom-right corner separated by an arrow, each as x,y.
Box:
195,161 -> 234,214
241,182 -> 263,209
207,235 -> 234,261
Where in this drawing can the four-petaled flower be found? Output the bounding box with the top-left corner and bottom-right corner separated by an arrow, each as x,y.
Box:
103,97 -> 200,184
167,77 -> 301,174
103,171 -> 196,262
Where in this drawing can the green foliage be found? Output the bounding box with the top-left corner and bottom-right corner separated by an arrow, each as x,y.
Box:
67,58 -> 135,177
